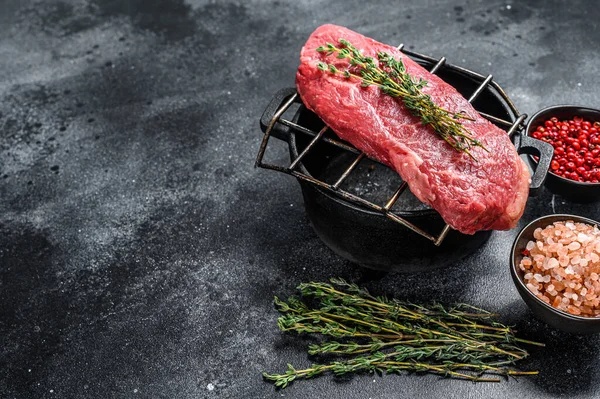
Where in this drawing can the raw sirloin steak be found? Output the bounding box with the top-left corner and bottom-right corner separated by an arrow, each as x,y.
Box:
296,24 -> 530,235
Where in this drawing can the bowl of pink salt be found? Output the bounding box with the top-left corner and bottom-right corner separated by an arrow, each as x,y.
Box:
511,214 -> 600,333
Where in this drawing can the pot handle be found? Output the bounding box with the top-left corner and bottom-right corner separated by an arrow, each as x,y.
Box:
259,88 -> 299,141
512,132 -> 554,196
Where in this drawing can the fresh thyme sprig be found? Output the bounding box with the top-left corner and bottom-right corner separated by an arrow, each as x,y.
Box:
263,278 -> 543,389
315,39 -> 488,160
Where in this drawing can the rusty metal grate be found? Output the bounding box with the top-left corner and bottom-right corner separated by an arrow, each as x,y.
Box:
255,44 -> 527,246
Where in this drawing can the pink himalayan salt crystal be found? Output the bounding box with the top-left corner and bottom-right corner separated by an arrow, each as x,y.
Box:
568,305 -> 582,315
533,255 -> 545,264
547,258 -> 559,269
519,220 -> 600,318
526,283 -> 539,293
581,258 -> 589,267
553,296 -> 562,307
578,233 -> 590,244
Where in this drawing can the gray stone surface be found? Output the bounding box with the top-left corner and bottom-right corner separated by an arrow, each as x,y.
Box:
1,0 -> 600,398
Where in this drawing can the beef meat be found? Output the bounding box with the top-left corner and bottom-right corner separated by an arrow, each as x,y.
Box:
296,24 -> 530,235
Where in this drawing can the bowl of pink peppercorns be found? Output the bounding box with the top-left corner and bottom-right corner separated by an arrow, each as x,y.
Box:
511,214 -> 600,333
526,105 -> 600,202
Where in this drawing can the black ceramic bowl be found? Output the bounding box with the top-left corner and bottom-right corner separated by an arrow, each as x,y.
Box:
526,105 -> 600,202
510,214 -> 600,334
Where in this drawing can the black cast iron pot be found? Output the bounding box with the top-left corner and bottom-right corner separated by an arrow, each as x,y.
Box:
259,60 -> 553,272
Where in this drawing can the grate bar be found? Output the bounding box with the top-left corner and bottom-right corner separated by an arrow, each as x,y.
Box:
468,74 -> 494,103
434,224 -> 452,246
383,182 -> 408,211
289,125 -> 328,170
479,112 -> 513,127
385,212 -> 437,242
279,118 -> 362,155
292,169 -> 385,210
255,92 -> 298,168
507,114 -> 527,137
289,169 -> 335,191
429,57 -> 447,74
333,153 -> 365,189
332,188 -> 383,211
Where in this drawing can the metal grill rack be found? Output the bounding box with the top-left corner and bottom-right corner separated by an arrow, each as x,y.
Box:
255,44 -> 527,246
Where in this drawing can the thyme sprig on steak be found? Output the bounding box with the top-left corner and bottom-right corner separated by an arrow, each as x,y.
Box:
316,39 -> 488,160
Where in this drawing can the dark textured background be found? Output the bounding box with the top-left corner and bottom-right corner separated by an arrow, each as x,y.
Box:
1,0 -> 600,398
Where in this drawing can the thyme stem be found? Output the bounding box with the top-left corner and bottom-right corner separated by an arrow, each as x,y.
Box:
315,39 -> 488,160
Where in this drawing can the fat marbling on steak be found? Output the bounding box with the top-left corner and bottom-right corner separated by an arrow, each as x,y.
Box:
296,24 -> 530,235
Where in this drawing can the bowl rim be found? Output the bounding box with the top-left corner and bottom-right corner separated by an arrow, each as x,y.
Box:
525,104 -> 600,187
511,213 -> 600,322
